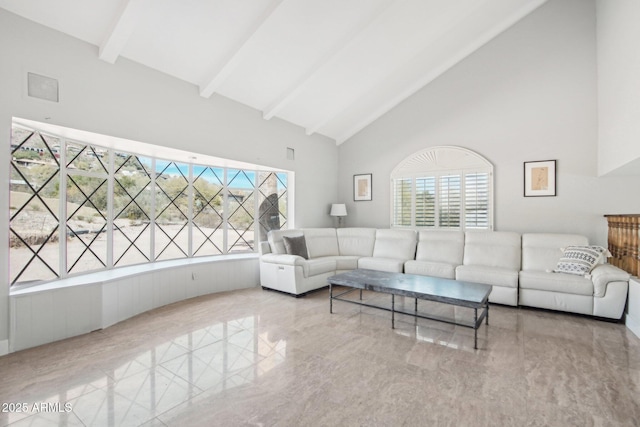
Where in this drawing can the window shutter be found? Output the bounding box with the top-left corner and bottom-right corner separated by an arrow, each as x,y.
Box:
439,174 -> 461,228
390,147 -> 493,231
465,172 -> 489,229
393,178 -> 412,226
415,177 -> 435,227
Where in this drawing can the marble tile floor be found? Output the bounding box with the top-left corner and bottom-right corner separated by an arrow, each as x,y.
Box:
1,286 -> 640,426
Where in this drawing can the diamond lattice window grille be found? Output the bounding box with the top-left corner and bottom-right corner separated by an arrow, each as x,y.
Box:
9,122 -> 291,285
154,161 -> 190,261
10,130 -> 61,284
227,169 -> 256,253
65,173 -> 108,274
66,141 -> 108,174
113,154 -> 153,266
192,166 -> 225,256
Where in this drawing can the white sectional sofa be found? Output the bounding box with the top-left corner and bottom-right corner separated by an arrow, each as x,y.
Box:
259,228 -> 631,319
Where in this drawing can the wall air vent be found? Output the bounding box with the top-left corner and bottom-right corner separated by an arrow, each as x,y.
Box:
27,72 -> 59,102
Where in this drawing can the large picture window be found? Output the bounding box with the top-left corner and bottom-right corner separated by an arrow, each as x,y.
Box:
9,120 -> 290,286
391,146 -> 493,230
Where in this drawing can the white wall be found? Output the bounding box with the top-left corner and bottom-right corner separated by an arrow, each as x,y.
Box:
596,0 -> 640,176
338,0 -> 640,244
0,9 -> 338,351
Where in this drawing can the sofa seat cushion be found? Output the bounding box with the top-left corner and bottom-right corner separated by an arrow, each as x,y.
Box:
324,255 -> 360,271
404,260 -> 456,279
519,270 -> 593,296
300,257 -> 337,278
456,265 -> 518,288
358,257 -> 405,273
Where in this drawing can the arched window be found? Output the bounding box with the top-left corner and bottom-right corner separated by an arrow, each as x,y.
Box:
391,146 -> 493,230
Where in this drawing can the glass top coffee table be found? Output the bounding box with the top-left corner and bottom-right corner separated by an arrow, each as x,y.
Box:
327,269 -> 492,349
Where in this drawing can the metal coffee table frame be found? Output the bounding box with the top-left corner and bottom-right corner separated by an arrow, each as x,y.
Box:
328,269 -> 491,349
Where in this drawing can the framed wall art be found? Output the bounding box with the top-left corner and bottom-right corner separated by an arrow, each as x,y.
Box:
353,173 -> 372,201
524,160 -> 556,197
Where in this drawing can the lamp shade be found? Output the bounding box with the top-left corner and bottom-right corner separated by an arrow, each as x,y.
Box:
330,203 -> 347,217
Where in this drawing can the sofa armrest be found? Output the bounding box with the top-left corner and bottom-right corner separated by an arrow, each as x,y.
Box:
260,253 -> 304,266
591,264 -> 631,297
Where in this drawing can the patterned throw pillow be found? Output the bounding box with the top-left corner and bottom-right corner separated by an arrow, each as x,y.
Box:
553,245 -> 608,276
282,235 -> 309,259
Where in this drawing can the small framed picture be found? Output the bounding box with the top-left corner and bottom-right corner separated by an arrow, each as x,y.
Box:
353,173 -> 372,201
524,160 -> 556,197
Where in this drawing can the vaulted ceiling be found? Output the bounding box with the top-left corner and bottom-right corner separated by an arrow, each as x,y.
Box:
0,0 -> 548,144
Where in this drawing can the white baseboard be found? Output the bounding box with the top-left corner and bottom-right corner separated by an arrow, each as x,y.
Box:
626,314 -> 640,340
0,339 -> 8,356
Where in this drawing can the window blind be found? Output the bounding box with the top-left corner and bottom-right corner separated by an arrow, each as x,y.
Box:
393,178 -> 412,226
465,172 -> 489,229
415,176 -> 435,227
439,174 -> 461,228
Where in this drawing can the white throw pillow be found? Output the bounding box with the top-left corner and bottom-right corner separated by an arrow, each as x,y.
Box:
553,245 -> 608,276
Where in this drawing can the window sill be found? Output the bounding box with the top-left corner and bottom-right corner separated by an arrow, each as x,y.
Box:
10,253 -> 259,297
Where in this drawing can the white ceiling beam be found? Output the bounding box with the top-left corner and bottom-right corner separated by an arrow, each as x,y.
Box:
262,0 -> 403,121
99,0 -> 149,64
199,0 -> 285,99
332,0 -> 550,144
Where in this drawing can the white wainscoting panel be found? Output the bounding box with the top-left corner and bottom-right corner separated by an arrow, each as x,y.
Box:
10,256 -> 259,352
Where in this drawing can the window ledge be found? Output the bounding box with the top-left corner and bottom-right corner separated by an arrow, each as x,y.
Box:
10,254 -> 259,297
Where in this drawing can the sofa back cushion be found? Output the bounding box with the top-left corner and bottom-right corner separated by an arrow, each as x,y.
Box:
336,228 -> 376,257
522,233 -> 588,271
372,229 -> 417,260
463,231 -> 521,270
268,229 -> 304,254
415,230 -> 464,265
302,228 -> 339,258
